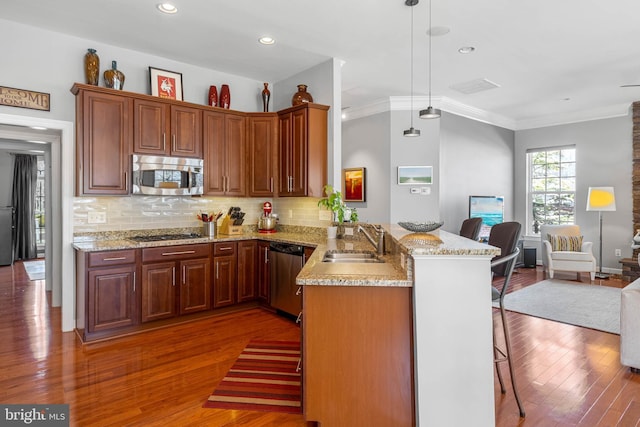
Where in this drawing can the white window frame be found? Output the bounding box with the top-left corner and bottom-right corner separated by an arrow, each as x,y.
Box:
526,146 -> 576,235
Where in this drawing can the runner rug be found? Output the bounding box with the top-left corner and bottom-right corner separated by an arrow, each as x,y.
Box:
203,340 -> 302,414
23,260 -> 45,281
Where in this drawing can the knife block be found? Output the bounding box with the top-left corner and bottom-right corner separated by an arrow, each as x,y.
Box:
219,215 -> 243,235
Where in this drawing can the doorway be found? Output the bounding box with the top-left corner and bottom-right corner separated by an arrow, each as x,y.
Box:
0,113 -> 75,332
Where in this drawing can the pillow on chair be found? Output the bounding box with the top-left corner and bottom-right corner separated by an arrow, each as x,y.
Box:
547,234 -> 583,251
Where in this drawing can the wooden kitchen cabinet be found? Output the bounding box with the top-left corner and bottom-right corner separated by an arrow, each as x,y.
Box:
247,113 -> 278,197
237,240 -> 257,303
203,111 -> 247,196
257,241 -> 270,303
303,285 -> 414,427
212,242 -> 237,308
133,99 -> 202,158
72,84 -> 132,195
75,249 -> 139,341
140,243 -> 211,323
278,103 -> 328,197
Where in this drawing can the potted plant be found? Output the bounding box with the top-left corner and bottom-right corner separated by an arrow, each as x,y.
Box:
317,185 -> 358,223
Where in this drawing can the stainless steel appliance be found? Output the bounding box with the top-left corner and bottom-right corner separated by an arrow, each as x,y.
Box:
131,154 -> 203,195
0,207 -> 15,266
269,242 -> 304,317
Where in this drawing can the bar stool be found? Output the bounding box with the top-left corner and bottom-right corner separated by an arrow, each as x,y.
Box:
488,221 -> 526,418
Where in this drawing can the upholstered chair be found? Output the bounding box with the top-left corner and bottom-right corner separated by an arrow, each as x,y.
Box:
540,224 -> 596,281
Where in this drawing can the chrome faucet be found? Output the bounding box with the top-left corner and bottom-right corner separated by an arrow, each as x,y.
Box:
357,224 -> 385,255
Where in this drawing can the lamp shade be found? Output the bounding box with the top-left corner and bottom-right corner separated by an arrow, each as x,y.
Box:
586,186 -> 616,211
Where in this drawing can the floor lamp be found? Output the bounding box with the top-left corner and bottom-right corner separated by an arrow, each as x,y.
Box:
586,186 -> 616,279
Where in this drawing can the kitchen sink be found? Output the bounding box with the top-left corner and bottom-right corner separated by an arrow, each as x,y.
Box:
322,250 -> 384,263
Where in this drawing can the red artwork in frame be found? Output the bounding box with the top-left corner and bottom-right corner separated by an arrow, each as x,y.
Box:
343,167 -> 366,202
149,66 -> 183,101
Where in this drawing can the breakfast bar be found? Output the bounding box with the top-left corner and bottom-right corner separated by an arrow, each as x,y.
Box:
298,225 -> 500,427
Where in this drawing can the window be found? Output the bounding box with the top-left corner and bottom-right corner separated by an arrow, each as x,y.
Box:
527,146 -> 576,235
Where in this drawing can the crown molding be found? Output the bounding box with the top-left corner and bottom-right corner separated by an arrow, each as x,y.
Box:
342,96 -> 633,131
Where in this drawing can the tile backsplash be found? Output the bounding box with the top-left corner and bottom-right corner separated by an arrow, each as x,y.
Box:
73,195 -> 334,233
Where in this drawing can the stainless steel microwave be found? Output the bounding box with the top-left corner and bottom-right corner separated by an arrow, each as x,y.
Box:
131,154 -> 204,195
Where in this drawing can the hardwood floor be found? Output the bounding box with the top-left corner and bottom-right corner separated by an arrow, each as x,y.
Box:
0,261 -> 638,426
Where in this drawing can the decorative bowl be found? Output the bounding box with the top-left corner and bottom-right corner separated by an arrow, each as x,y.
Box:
397,221 -> 444,233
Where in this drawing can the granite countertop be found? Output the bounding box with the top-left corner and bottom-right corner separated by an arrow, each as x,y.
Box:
73,224 -> 499,289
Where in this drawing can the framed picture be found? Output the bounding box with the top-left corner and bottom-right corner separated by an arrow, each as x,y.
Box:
149,67 -> 183,101
398,166 -> 433,185
343,167 -> 366,202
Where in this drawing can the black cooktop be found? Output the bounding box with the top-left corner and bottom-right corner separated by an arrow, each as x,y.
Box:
128,233 -> 201,242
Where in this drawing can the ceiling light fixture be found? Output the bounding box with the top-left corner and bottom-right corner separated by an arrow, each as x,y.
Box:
419,0 -> 441,119
458,46 -> 475,54
259,36 -> 275,45
403,0 -> 420,137
157,3 -> 178,14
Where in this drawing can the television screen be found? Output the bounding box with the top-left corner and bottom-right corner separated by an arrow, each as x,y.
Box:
469,195 -> 504,240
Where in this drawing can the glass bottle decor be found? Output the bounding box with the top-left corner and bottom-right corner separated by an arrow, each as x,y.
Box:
104,60 -> 125,90
261,83 -> 271,112
291,84 -> 313,106
84,48 -> 100,86
208,85 -> 218,107
220,84 -> 230,109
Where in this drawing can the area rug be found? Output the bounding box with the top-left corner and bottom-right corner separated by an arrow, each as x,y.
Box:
495,279 -> 621,334
203,340 -> 302,414
23,260 -> 45,281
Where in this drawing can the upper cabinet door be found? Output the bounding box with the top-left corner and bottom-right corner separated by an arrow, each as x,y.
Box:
170,105 -> 202,158
203,111 -> 226,195
133,99 -> 169,155
77,90 -> 132,195
224,113 -> 246,196
248,114 -> 278,197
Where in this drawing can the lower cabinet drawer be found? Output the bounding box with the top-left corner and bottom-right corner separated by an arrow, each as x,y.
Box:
88,249 -> 137,267
142,243 -> 210,263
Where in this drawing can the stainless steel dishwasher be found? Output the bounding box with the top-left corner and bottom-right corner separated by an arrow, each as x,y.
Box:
269,242 -> 304,317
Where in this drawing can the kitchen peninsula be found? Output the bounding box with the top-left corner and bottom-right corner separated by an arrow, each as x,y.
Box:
298,225 -> 499,427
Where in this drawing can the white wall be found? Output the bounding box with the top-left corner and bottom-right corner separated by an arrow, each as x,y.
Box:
440,113 -> 515,234
515,114 -> 633,273
389,110 -> 441,223
342,112 -> 391,223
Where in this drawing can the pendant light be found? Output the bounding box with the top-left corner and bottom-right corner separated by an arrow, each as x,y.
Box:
419,0 -> 441,119
403,0 -> 421,136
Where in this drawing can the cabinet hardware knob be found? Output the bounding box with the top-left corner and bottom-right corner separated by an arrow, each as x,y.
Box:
103,256 -> 126,261
162,250 -> 196,256
296,311 -> 303,323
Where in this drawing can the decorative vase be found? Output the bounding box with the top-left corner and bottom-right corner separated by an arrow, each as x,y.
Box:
208,85 -> 218,107
104,60 -> 125,90
84,48 -> 100,86
220,84 -> 230,109
261,83 -> 271,112
291,84 -> 313,106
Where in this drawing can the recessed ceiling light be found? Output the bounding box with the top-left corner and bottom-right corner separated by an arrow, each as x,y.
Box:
458,46 -> 475,54
259,36 -> 275,45
157,3 -> 178,14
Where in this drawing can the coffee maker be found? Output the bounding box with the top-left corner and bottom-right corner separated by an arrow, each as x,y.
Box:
257,201 -> 278,233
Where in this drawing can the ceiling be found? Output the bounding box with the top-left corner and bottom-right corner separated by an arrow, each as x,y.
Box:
4,0 -> 640,129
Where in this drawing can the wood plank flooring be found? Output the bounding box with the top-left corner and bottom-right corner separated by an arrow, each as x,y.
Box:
0,261 -> 639,426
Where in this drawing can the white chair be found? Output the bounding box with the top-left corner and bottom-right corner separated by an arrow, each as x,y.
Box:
540,225 -> 596,281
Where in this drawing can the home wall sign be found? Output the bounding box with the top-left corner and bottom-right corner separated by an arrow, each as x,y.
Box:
0,86 -> 50,111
